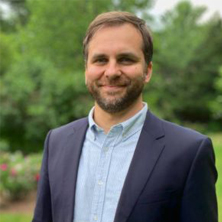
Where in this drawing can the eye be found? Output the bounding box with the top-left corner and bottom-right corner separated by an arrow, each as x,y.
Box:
93,57 -> 108,65
118,57 -> 135,64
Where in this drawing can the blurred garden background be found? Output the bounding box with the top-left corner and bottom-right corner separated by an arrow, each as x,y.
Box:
0,0 -> 221,221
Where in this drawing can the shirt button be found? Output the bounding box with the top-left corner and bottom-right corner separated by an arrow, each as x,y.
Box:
94,215 -> 98,220
104,147 -> 109,151
98,180 -> 103,186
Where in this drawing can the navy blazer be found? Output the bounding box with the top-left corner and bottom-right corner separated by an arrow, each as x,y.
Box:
32,111 -> 217,222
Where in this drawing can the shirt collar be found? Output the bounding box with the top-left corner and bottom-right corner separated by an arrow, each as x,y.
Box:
88,103 -> 148,140
120,103 -> 148,139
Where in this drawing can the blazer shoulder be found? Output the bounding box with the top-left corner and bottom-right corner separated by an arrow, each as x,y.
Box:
50,117 -> 88,138
163,119 -> 207,140
43,117 -> 88,155
147,111 -> 209,143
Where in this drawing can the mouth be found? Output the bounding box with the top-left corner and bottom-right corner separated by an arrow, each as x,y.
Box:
102,84 -> 125,87
96,79 -> 130,93
101,85 -> 125,89
98,82 -> 128,87
98,84 -> 126,95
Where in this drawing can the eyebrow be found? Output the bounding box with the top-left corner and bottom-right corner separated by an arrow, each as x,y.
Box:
91,53 -> 107,60
117,52 -> 139,60
91,52 -> 139,60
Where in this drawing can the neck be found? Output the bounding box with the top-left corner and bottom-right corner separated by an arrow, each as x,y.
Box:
93,98 -> 144,134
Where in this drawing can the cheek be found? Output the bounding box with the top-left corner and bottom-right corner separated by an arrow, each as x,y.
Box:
85,66 -> 104,81
122,66 -> 144,78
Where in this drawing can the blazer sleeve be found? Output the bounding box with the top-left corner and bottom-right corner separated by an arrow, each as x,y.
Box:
32,131 -> 53,222
180,137 -> 218,222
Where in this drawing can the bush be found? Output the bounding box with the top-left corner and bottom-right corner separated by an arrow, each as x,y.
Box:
0,151 -> 42,200
0,56 -> 92,153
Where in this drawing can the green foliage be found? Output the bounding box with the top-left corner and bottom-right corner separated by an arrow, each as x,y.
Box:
0,0 -> 221,153
0,0 -> 153,153
0,151 -> 42,200
210,67 -> 222,121
147,2 -> 222,126
0,33 -> 16,76
0,56 -> 92,152
0,0 -> 29,32
0,139 -> 10,152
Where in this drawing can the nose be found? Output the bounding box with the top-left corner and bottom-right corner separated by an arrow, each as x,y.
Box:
104,61 -> 121,78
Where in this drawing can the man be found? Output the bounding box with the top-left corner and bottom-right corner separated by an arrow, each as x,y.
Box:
32,11 -> 217,222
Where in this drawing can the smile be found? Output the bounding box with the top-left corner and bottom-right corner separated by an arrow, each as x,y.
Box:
100,85 -> 126,92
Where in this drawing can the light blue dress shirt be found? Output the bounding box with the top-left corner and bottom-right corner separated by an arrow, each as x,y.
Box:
74,103 -> 148,222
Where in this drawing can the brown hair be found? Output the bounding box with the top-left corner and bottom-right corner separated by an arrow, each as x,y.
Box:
83,11 -> 153,64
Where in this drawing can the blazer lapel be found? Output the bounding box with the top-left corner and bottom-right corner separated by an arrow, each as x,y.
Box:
59,118 -> 88,222
114,111 -> 165,222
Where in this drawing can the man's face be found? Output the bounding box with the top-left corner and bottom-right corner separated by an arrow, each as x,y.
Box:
85,23 -> 152,113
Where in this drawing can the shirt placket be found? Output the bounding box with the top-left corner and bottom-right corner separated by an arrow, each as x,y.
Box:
90,127 -> 121,222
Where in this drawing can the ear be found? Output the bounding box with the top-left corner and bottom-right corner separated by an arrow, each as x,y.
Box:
144,62 -> 152,83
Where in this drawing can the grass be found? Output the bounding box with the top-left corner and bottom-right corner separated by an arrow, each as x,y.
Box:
0,213 -> 32,222
210,132 -> 222,222
0,133 -> 221,222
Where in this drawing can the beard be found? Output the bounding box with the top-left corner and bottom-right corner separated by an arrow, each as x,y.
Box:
86,75 -> 145,113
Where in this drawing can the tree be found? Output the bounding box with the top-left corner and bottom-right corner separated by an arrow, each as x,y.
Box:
0,0 -> 29,32
210,66 -> 222,126
0,0 -> 153,153
146,1 -> 222,128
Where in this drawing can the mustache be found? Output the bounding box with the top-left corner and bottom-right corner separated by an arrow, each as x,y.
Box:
96,78 -> 131,87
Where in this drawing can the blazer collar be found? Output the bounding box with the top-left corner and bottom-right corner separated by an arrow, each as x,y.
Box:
114,111 -> 165,222
59,118 -> 89,222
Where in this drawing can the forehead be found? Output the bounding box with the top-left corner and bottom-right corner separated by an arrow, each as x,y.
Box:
87,23 -> 144,56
